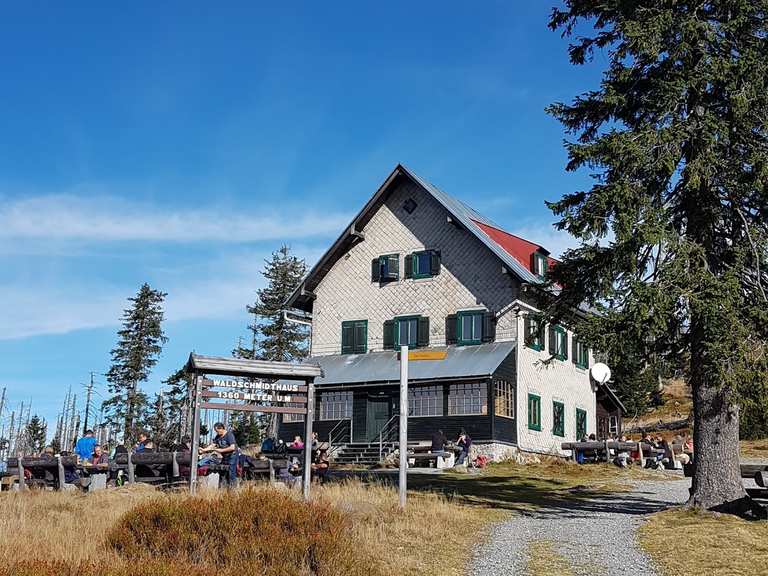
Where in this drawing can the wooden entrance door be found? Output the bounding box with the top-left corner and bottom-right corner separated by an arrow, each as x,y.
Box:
366,396 -> 391,441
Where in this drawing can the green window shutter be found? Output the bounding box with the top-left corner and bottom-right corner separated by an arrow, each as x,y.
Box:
560,329 -> 568,361
417,317 -> 430,348
548,325 -> 556,354
572,338 -> 578,365
553,401 -> 565,437
481,312 -> 495,343
429,250 -> 441,276
576,408 -> 587,439
404,254 -> 414,279
524,316 -> 532,347
341,322 -> 354,354
383,320 -> 395,350
528,394 -> 541,431
371,258 -> 381,282
445,314 -> 457,345
353,321 -> 367,354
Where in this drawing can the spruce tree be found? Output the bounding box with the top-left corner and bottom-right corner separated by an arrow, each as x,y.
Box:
24,415 -> 47,454
162,368 -> 192,444
234,246 -> 309,438
236,246 -> 309,361
547,1 -> 768,513
103,283 -> 167,443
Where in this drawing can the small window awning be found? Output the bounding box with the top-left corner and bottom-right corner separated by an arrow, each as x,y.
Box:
296,341 -> 516,387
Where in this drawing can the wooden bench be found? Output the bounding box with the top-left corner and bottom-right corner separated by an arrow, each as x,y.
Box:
407,450 -> 454,469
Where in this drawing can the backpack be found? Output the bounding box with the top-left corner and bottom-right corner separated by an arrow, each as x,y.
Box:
261,437 -> 275,453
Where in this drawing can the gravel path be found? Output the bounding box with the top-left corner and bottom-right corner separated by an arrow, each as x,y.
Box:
469,476 -> 691,576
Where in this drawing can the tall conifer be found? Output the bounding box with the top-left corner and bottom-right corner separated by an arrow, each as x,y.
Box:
103,283 -> 167,443
547,1 -> 768,513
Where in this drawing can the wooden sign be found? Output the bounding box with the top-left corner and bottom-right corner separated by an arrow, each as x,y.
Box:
406,349 -> 447,361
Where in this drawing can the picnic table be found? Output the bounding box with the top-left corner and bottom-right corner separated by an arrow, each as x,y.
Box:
560,441 -> 673,467
3,451 -> 290,491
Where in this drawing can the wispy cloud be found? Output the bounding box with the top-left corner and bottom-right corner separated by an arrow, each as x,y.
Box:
0,195 -> 350,243
511,222 -> 580,259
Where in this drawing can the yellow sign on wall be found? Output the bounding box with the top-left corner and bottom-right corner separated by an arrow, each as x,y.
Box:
407,349 -> 448,361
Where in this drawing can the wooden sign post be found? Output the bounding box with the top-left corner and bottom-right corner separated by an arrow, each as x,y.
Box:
186,354 -> 321,500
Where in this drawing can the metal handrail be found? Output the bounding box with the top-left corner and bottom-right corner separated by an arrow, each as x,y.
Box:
378,414 -> 400,461
327,419 -> 351,458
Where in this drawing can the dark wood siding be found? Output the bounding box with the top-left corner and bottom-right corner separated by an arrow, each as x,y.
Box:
595,391 -> 622,440
408,415 -> 492,442
279,419 -> 346,443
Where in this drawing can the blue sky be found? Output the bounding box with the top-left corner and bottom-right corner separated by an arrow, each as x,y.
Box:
0,2 -> 602,432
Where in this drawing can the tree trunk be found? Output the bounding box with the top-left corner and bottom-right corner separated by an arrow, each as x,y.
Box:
689,367 -> 746,511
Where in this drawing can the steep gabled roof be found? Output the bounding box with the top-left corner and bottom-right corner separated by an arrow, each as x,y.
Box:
286,164 -> 547,311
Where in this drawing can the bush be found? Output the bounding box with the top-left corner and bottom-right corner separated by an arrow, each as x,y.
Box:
104,487 -> 373,576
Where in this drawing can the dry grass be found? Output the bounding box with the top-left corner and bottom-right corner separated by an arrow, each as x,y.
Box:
0,480 -> 499,576
0,484 -> 161,564
318,481 -> 501,576
0,461 -> 679,576
525,540 -> 575,576
639,509 -> 768,576
740,439 -> 768,459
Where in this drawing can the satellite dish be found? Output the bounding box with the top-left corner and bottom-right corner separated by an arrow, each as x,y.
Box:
590,362 -> 612,384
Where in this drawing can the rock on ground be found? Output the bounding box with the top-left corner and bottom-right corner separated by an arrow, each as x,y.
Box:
469,476 -> 691,576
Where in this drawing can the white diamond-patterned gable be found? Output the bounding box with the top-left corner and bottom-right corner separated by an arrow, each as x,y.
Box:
311,180 -> 519,356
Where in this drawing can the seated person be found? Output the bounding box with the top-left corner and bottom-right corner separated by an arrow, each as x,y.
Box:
431,429 -> 448,453
133,432 -> 149,454
311,449 -> 330,482
289,435 -> 304,449
199,422 -> 238,485
91,444 -> 109,468
75,430 -> 97,462
456,430 -> 472,466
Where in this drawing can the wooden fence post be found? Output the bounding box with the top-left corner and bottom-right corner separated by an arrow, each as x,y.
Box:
57,455 -> 66,489
127,452 -> 135,485
17,455 -> 26,492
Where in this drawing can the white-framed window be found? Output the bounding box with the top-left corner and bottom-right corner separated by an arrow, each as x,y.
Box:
408,385 -> 443,417
609,415 -> 619,436
448,383 -> 488,415
320,391 -> 353,420
533,252 -> 548,278
494,380 -> 514,418
550,325 -> 568,360
283,404 -> 305,423
573,339 -> 589,368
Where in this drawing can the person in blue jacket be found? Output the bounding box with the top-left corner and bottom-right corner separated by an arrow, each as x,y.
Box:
74,430 -> 97,462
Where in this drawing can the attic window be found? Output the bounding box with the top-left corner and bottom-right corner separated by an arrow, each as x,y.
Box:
403,198 -> 417,214
532,252 -> 548,279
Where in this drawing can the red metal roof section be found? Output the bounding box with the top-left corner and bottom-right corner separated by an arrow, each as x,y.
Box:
472,220 -> 557,274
